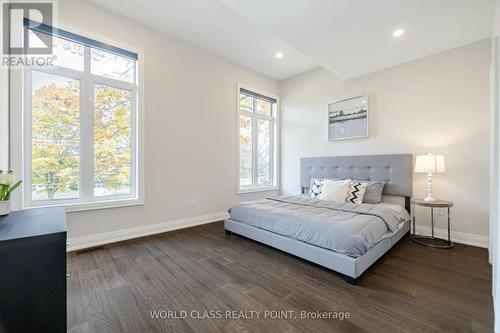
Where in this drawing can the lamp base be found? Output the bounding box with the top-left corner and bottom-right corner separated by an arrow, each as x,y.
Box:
424,173 -> 437,202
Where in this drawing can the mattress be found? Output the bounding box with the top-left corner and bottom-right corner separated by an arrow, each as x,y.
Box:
229,195 -> 410,257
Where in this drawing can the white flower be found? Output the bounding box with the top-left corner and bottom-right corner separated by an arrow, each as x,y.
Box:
0,171 -> 15,186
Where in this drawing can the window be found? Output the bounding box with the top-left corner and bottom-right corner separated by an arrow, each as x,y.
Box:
238,86 -> 278,192
23,22 -> 141,209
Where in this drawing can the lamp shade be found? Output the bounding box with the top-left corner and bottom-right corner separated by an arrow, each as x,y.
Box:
414,154 -> 445,173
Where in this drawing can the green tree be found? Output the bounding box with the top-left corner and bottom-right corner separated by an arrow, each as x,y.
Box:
32,79 -> 80,200
239,95 -> 272,186
32,79 -> 131,200
94,85 -> 131,195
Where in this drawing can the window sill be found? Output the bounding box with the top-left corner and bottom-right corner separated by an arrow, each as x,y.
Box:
238,186 -> 280,194
24,197 -> 144,213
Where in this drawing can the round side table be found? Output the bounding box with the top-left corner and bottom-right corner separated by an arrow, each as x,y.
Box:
411,199 -> 454,248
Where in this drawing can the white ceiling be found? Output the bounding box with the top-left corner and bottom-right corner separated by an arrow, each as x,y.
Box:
88,0 -> 494,80
86,0 -> 317,80
221,0 -> 494,79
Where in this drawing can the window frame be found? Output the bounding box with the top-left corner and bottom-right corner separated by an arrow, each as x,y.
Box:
14,23 -> 145,212
237,83 -> 280,193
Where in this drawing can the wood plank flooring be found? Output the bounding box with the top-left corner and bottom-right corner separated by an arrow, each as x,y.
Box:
67,221 -> 493,333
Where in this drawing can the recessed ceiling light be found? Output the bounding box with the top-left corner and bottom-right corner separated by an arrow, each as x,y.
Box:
275,52 -> 284,59
393,29 -> 404,37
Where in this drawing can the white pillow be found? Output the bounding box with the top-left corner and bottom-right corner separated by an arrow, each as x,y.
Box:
345,182 -> 367,204
318,179 -> 351,203
309,177 -> 341,198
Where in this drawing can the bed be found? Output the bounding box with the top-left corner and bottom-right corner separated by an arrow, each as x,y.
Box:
224,154 -> 413,284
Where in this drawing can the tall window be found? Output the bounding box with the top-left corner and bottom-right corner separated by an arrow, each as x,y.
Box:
24,22 -> 140,207
238,86 -> 278,192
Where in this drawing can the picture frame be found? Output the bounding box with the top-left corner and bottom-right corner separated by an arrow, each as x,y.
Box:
328,95 -> 369,141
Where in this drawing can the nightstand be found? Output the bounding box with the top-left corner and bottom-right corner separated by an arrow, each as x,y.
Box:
411,198 -> 454,248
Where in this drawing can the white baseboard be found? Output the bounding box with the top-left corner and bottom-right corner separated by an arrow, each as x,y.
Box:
67,211 -> 230,252
67,214 -> 488,252
414,225 -> 489,248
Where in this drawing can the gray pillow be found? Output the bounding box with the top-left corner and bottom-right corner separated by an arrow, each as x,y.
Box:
352,180 -> 386,204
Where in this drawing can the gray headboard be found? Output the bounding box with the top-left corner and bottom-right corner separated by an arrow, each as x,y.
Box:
300,154 -> 413,198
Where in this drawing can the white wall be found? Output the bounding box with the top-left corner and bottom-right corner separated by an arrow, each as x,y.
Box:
44,0 -> 280,240
491,1 -> 500,331
280,40 -> 491,244
491,33 -> 499,263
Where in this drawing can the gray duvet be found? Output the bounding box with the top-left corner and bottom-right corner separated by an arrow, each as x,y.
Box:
229,195 -> 410,257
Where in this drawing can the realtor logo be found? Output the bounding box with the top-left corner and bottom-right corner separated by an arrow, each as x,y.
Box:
2,2 -> 53,55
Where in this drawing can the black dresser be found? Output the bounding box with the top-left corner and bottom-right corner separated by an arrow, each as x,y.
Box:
0,208 -> 67,333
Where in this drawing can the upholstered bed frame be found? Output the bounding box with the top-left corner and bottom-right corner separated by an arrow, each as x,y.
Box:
224,154 -> 413,284
299,154 -> 413,212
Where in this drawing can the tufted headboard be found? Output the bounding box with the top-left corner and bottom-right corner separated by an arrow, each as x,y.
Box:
300,154 -> 413,210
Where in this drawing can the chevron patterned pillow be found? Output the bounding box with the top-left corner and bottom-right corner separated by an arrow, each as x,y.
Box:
346,182 -> 367,204
309,178 -> 324,198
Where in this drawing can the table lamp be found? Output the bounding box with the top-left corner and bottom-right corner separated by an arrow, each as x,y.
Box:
414,153 -> 445,202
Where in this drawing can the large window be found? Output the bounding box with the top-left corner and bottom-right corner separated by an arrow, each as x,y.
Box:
238,86 -> 278,192
23,23 -> 141,208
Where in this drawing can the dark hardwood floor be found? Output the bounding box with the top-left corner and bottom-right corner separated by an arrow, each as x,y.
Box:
67,221 -> 493,333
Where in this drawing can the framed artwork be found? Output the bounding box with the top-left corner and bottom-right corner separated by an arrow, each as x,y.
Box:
328,95 -> 369,141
